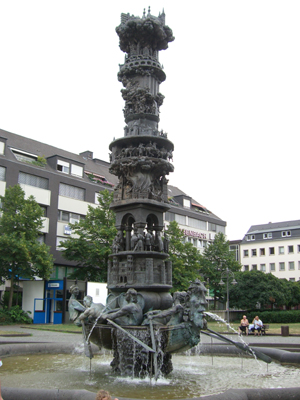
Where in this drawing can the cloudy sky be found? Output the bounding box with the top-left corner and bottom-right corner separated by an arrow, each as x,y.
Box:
1,1 -> 300,240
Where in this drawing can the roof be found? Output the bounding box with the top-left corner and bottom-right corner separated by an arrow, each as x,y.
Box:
0,128 -> 118,185
0,128 -> 225,224
246,220 -> 300,234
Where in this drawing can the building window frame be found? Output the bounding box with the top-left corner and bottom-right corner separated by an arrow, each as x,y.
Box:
278,246 -> 284,255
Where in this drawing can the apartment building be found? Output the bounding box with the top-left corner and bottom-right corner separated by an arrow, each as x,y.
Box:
239,221 -> 300,281
0,128 -> 226,322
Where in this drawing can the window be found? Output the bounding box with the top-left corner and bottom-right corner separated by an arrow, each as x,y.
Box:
208,223 -> 216,232
252,249 -> 257,256
58,210 -> 85,223
298,261 -> 300,270
0,166 -> 6,181
260,248 -> 265,256
247,235 -> 255,241
289,262 -> 295,270
59,183 -> 85,200
269,247 -> 275,255
189,218 -> 206,230
279,246 -> 284,255
288,245 -> 294,254
244,265 -> 249,271
243,250 -> 249,257
289,278 -> 295,282
279,262 -> 285,271
175,214 -> 186,225
269,263 -> 275,272
40,206 -> 47,217
11,148 -> 37,163
260,264 -> 266,272
183,199 -> 190,208
298,245 -> 300,253
37,234 -> 45,244
56,237 -> 67,250
0,141 -> 4,155
71,164 -> 83,177
165,212 -> 175,222
252,265 -> 257,271
289,261 -> 295,271
282,231 -> 291,237
57,160 -> 70,174
18,172 -> 49,189
263,232 -> 272,239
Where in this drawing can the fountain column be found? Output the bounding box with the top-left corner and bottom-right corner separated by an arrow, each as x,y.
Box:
108,8 -> 175,312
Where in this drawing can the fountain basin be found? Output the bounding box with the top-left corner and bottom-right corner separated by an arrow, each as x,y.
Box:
1,343 -> 300,400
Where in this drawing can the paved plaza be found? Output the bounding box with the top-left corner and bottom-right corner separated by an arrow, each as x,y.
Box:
0,324 -> 299,347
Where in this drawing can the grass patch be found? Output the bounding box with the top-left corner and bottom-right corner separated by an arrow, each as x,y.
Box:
0,330 -> 29,336
24,323 -> 82,333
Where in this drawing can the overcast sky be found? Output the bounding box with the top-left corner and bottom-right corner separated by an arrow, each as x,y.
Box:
1,1 -> 300,240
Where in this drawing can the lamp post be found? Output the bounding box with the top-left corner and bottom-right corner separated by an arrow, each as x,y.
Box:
219,267 -> 237,325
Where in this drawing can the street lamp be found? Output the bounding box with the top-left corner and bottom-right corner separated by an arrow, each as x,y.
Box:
219,267 -> 237,325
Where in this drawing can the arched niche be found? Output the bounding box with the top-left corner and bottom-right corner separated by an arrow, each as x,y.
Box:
121,213 -> 136,250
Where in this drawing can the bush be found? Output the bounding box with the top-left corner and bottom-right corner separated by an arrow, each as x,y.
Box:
235,310 -> 300,324
0,291 -> 22,308
0,306 -> 32,324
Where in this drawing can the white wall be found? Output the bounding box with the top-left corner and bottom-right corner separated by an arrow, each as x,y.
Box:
20,183 -> 51,206
87,282 -> 107,306
22,280 -> 44,317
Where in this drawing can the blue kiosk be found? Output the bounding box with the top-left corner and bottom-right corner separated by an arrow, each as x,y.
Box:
33,280 -> 63,324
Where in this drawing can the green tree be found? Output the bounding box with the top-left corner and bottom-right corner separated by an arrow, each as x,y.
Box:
199,232 -> 241,309
228,270 -> 290,309
166,221 -> 202,292
0,185 -> 54,309
60,190 -> 117,281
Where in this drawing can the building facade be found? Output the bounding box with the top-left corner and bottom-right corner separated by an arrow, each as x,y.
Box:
239,221 -> 300,281
0,128 -> 226,321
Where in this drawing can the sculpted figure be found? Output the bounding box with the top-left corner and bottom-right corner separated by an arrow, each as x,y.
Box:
163,232 -> 169,253
68,285 -> 85,326
142,291 -> 188,326
144,230 -> 153,251
156,231 -> 164,252
78,295 -> 105,323
187,279 -> 207,329
102,288 -> 143,326
131,229 -> 138,250
113,231 -> 124,253
136,232 -> 144,251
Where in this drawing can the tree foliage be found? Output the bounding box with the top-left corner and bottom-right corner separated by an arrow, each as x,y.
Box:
166,221 -> 202,292
0,185 -> 54,309
199,232 -> 241,308
228,270 -> 300,310
60,190 -> 117,282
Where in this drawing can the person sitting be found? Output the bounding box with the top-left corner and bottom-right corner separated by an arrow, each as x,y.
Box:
238,315 -> 249,336
253,315 -> 263,336
95,389 -> 118,400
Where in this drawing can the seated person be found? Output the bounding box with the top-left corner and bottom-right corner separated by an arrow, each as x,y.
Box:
248,322 -> 255,333
238,315 -> 249,335
253,315 -> 263,336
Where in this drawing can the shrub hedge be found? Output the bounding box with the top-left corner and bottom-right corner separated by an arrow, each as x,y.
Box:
235,310 -> 300,324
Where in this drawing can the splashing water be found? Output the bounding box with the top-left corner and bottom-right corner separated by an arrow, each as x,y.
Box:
203,311 -> 261,362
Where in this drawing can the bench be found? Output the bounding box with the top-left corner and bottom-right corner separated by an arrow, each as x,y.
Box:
241,324 -> 269,335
